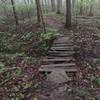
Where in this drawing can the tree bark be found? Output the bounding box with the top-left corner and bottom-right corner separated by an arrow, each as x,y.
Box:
11,0 -> 19,26
89,0 -> 94,16
79,0 -> 84,15
35,0 -> 41,23
44,0 -> 48,13
51,0 -> 55,12
72,0 -> 75,9
65,0 -> 71,28
57,0 -> 62,14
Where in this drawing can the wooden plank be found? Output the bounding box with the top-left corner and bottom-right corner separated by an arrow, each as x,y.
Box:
46,56 -> 74,59
52,46 -> 74,48
95,40 -> 100,44
50,47 -> 73,51
54,41 -> 73,44
53,43 -> 73,46
48,51 -> 75,54
42,58 -> 75,62
41,63 -> 76,68
39,67 -> 77,72
52,45 -> 73,48
93,58 -> 100,63
48,53 -> 73,57
97,66 -> 100,70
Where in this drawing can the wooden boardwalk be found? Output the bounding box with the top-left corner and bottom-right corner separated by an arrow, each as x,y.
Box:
39,36 -> 77,76
38,36 -> 77,100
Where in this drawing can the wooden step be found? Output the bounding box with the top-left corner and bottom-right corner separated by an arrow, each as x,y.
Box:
95,40 -> 100,43
53,43 -> 73,46
39,67 -> 77,73
96,66 -> 100,70
48,51 -> 75,54
41,63 -> 76,68
93,58 -> 100,63
52,45 -> 74,48
54,40 -> 73,44
43,58 -> 75,62
46,56 -> 74,59
48,53 -> 74,57
50,47 -> 73,51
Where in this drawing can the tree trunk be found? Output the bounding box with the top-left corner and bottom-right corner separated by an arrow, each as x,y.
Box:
11,0 -> 19,26
89,0 -> 94,16
44,0 -> 48,13
24,0 -> 31,19
35,0 -> 41,23
57,0 -> 62,14
72,0 -> 75,9
30,0 -> 33,4
51,0 -> 55,12
41,0 -> 45,13
65,0 -> 71,28
79,0 -> 84,15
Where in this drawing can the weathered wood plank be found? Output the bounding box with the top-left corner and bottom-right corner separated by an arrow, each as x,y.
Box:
41,63 -> 76,68
54,41 -> 73,44
50,47 -> 73,51
46,56 -> 74,59
42,58 -> 75,62
39,67 -> 77,72
48,53 -> 73,57
48,51 -> 75,54
53,43 -> 73,46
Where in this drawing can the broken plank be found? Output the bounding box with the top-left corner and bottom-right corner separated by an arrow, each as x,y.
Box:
39,67 -> 77,72
42,58 -> 75,62
53,43 -> 73,46
50,47 -> 73,51
48,53 -> 74,57
41,63 -> 76,68
48,51 -> 75,54
46,56 -> 74,59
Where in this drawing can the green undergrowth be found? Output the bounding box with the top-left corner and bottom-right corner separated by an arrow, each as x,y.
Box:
0,30 -> 57,99
0,30 -> 57,73
0,30 -> 56,55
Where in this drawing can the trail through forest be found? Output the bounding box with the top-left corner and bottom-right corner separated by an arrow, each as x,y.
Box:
37,16 -> 100,100
0,0 -> 100,99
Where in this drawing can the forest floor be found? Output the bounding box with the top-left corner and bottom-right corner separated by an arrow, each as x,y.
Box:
38,15 -> 100,100
0,15 -> 100,100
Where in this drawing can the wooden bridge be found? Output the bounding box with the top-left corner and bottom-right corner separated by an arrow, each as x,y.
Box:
39,36 -> 78,79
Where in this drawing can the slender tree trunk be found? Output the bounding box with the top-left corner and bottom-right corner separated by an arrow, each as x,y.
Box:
79,0 -> 84,15
44,0 -> 48,13
35,0 -> 41,23
30,0 -> 33,4
41,0 -> 45,13
24,0 -> 31,20
57,0 -> 62,14
89,0 -> 94,16
51,0 -> 55,12
65,0 -> 71,28
11,0 -> 19,26
35,0 -> 46,33
72,0 -> 75,9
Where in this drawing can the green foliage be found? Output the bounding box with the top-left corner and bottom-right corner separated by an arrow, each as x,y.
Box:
0,62 -> 5,69
94,77 -> 100,85
37,31 -> 56,55
21,32 -> 34,41
41,31 -> 56,40
75,0 -> 91,14
32,97 -> 37,100
79,90 -> 90,97
11,96 -> 21,100
15,3 -> 36,18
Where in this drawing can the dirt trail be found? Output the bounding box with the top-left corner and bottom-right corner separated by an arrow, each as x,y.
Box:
38,35 -> 77,100
38,16 -> 100,100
